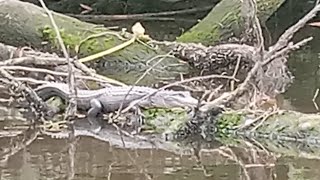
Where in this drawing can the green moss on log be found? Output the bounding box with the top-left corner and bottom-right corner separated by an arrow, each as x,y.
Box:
216,110 -> 320,137
177,0 -> 286,45
40,26 -> 120,55
143,108 -> 189,133
257,111 -> 320,135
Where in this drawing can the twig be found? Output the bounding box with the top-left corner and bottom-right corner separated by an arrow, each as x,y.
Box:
66,138 -> 76,179
249,0 -> 265,55
0,68 -> 49,118
37,1 -> 70,71
78,22 -> 154,63
0,77 -> 48,85
73,61 -> 127,86
68,6 -> 213,21
0,65 -> 115,85
236,111 -> 267,130
251,110 -> 279,131
0,42 -> 126,86
38,0 -> 77,119
114,53 -> 169,119
313,88 -> 319,111
200,60 -> 262,112
121,74 -> 237,113
263,37 -> 313,66
217,147 -> 251,180
230,55 -> 241,91
266,3 -> 320,58
0,56 -> 67,66
75,31 -> 127,53
207,85 -> 223,102
78,36 -> 136,63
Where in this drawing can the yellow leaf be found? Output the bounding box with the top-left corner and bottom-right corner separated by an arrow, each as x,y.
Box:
131,22 -> 145,36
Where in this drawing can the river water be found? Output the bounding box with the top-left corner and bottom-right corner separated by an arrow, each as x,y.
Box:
2,0 -> 320,179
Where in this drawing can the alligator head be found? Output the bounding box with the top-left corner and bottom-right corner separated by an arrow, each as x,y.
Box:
150,90 -> 200,108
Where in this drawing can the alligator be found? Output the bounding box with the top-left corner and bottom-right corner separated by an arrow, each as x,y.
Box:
35,82 -> 200,118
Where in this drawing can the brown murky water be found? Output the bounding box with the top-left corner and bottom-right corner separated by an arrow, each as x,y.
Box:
1,115 -> 320,180
2,0 -> 320,179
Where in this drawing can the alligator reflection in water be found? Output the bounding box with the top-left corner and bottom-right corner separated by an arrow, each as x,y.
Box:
40,118 -> 193,154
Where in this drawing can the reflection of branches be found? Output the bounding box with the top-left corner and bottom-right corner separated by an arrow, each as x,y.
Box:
0,68 -> 50,119
0,66 -> 117,85
223,147 -> 251,179
237,110 -> 279,131
197,144 -> 276,180
0,126 -> 39,166
67,137 -> 77,180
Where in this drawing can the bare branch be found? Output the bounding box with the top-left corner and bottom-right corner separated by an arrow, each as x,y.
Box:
266,3 -> 320,58
39,0 -> 77,119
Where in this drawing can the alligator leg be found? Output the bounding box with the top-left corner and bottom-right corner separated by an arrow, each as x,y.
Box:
87,99 -> 103,118
87,117 -> 103,133
86,99 -> 103,132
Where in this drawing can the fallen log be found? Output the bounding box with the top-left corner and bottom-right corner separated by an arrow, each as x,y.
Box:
177,0 -> 286,45
0,0 -> 189,84
0,0 -> 289,85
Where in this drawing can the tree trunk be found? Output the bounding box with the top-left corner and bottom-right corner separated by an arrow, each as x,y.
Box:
177,0 -> 286,45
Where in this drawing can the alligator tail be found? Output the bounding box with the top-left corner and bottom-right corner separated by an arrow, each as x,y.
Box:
35,83 -> 70,101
